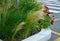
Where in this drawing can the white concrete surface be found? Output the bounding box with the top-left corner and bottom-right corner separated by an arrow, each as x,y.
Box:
22,28 -> 51,41
0,39 -> 2,41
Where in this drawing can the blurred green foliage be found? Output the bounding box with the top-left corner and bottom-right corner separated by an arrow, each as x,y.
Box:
0,0 -> 51,41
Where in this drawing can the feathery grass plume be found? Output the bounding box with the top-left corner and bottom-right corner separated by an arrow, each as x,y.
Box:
26,10 -> 44,23
0,0 -> 13,13
11,22 -> 25,41
23,10 -> 44,38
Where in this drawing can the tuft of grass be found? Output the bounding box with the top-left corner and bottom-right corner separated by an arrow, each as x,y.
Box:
38,14 -> 51,29
0,0 -> 51,41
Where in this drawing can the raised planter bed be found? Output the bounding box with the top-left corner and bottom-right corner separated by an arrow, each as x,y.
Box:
0,28 -> 51,41
22,28 -> 51,41
0,0 -> 52,41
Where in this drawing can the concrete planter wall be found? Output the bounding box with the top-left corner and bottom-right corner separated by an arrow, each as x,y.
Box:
0,39 -> 2,41
0,28 -> 51,41
22,28 -> 51,41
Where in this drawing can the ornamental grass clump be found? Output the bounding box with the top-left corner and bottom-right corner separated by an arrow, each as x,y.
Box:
0,0 -> 51,41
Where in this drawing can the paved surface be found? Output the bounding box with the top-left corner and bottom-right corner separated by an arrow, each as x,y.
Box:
48,33 -> 59,41
49,21 -> 60,41
41,0 -> 60,14
54,37 -> 60,41
51,20 -> 60,33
